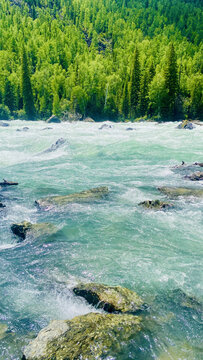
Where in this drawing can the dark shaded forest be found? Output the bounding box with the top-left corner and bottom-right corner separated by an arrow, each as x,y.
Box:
0,0 -> 202,120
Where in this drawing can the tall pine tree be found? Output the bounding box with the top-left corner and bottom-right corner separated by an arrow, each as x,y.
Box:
139,72 -> 149,116
21,45 -> 35,120
130,47 -> 140,118
122,81 -> 129,118
4,79 -> 16,113
164,43 -> 178,119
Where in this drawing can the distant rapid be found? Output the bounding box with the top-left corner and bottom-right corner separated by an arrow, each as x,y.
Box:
0,120 -> 202,359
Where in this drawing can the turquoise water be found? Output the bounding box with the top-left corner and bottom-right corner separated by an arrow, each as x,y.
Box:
0,120 -> 202,359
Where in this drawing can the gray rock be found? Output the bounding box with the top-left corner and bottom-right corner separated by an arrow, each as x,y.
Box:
0,179 -> 18,187
0,202 -> 6,208
73,282 -> 144,313
46,115 -> 61,123
35,186 -> 109,210
40,138 -> 66,154
0,122 -> 9,127
99,123 -> 113,130
23,313 -> 142,360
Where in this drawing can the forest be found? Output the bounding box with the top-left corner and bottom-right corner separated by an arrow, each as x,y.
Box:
0,0 -> 202,121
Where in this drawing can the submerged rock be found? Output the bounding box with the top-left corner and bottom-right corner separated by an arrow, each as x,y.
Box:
11,221 -> 57,240
177,120 -> 195,130
41,127 -> 53,130
46,115 -> 61,123
185,171 -> 203,181
157,342 -> 196,360
0,323 -> 9,340
40,138 -> 66,154
158,186 -> 203,197
35,186 -> 109,210
0,202 -> 6,208
73,282 -> 144,313
138,200 -> 173,210
0,179 -> 18,187
126,127 -> 136,131
0,122 -> 9,127
170,288 -> 203,313
23,313 -> 142,360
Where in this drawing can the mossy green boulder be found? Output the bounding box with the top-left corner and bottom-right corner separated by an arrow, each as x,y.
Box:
158,187 -> 203,197
0,323 -> 8,340
35,186 -> 109,210
138,200 -> 173,210
73,283 -> 144,313
23,313 -> 142,360
11,221 -> 57,240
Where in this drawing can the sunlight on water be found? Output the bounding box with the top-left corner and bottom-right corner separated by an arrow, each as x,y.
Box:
0,120 -> 202,359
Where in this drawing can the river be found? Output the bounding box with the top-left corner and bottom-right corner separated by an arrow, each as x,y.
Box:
0,120 -> 202,359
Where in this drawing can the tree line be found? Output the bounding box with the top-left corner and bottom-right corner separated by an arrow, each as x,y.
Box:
0,0 -> 202,121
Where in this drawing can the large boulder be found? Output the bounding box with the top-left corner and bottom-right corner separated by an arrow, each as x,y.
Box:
158,187 -> 203,197
11,221 -> 57,240
22,313 -> 142,360
46,115 -> 61,123
35,186 -> 109,210
138,200 -> 173,210
185,171 -> 203,181
73,283 -> 144,313
177,120 -> 195,130
0,122 -> 9,127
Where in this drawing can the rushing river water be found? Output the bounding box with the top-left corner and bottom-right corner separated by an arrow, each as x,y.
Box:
0,120 -> 202,359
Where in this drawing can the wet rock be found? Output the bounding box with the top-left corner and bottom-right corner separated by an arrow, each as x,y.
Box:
0,202 -> 6,208
16,127 -> 29,132
0,179 -> 18,187
99,123 -> 114,130
41,127 -> 53,130
126,127 -> 135,131
158,186 -> 203,197
83,117 -> 95,122
138,200 -> 173,210
0,122 -> 9,127
46,115 -> 61,123
73,282 -> 144,313
177,120 -> 195,130
11,221 -> 57,240
40,138 -> 66,154
185,171 -> 203,181
22,313 -> 142,360
35,186 -> 109,210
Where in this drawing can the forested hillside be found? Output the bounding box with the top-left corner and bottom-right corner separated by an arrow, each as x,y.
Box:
0,0 -> 202,120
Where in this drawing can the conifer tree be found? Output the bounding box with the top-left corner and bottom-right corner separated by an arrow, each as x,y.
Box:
139,72 -> 149,116
164,43 -> 178,119
130,48 -> 140,118
122,81 -> 129,118
4,79 -> 16,113
21,45 -> 35,119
